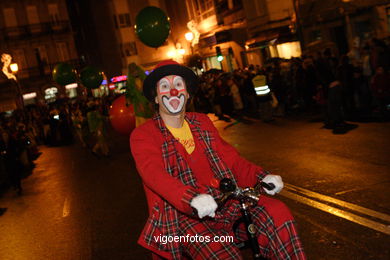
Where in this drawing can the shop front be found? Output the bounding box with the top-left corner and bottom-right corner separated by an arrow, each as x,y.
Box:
244,27 -> 301,67
109,75 -> 127,94
198,29 -> 246,72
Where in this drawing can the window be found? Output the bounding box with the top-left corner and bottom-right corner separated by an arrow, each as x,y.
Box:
26,5 -> 40,24
23,92 -> 37,106
48,4 -> 60,25
37,46 -> 49,64
387,7 -> 390,32
187,0 -> 215,22
3,8 -> 17,27
118,13 -> 131,28
12,49 -> 28,71
65,84 -> 78,98
354,20 -> 371,40
148,0 -> 160,7
121,42 -> 137,57
56,42 -> 70,62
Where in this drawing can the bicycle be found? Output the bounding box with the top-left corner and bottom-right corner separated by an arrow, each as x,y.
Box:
217,178 -> 275,260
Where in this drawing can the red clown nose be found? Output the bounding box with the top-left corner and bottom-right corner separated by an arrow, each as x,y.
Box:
170,88 -> 178,96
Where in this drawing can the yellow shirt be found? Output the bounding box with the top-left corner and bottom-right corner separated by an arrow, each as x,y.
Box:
166,120 -> 195,154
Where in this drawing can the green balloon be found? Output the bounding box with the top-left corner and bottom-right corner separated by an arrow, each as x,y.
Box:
52,63 -> 77,86
80,66 -> 103,89
135,6 -> 170,48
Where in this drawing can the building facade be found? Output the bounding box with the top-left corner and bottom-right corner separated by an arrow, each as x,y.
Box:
0,0 -> 80,111
184,0 -> 301,70
185,0 -> 247,71
242,0 -> 301,67
298,0 -> 390,56
66,0 -> 193,91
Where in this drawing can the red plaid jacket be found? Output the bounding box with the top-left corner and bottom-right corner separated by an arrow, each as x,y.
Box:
130,112 -> 267,259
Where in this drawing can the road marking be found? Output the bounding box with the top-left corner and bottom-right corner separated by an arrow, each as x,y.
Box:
284,183 -> 390,223
334,187 -> 367,195
62,198 -> 70,217
280,189 -> 390,235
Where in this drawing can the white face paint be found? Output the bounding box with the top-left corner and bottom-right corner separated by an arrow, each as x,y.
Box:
156,75 -> 188,115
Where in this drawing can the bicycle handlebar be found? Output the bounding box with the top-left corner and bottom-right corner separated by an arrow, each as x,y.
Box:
216,178 -> 276,208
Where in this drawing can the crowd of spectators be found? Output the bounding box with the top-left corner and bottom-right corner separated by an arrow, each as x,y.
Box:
194,37 -> 390,133
0,96 -> 113,195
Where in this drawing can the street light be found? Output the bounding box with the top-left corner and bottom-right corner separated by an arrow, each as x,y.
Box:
9,62 -> 24,109
185,32 -> 194,42
185,32 -> 194,55
10,63 -> 18,73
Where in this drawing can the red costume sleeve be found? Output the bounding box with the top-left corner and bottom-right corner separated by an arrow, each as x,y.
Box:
200,114 -> 267,187
130,125 -> 199,215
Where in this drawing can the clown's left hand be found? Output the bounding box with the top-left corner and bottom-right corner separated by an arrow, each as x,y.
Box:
262,175 -> 284,195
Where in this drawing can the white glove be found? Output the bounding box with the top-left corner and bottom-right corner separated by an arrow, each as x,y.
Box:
262,174 -> 284,195
190,194 -> 218,219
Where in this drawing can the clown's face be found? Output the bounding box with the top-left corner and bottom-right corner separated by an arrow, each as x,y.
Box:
155,75 -> 189,115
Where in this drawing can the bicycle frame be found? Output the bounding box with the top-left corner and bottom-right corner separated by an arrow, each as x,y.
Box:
218,178 -> 274,260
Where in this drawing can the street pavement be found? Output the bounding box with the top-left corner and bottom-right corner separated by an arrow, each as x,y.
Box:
0,113 -> 389,260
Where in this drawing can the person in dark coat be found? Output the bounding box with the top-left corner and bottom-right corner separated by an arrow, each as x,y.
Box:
317,49 -> 358,134
1,130 -> 24,195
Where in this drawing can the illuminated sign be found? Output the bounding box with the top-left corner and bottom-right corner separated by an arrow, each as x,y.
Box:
111,75 -> 127,83
109,83 -> 116,89
23,92 -> 37,100
65,83 -> 78,89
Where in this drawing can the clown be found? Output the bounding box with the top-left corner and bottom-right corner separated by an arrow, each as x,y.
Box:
130,60 -> 306,260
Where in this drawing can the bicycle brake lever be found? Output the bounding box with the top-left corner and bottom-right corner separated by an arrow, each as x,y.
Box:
216,192 -> 234,208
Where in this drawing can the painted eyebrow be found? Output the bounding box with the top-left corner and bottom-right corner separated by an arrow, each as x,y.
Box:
158,78 -> 170,85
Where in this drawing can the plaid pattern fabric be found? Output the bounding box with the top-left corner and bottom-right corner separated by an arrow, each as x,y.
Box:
179,216 -> 243,260
142,113 -> 305,260
234,200 -> 306,260
180,201 -> 305,260
144,113 -> 238,259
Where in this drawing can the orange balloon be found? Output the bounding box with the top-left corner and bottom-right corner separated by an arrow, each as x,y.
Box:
109,95 -> 136,135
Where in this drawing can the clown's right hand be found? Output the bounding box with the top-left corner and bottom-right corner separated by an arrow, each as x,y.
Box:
190,194 -> 218,219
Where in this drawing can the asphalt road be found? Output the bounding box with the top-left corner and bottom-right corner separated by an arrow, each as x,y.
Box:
0,113 -> 389,260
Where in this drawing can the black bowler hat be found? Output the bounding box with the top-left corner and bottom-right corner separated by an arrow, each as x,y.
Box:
142,60 -> 199,102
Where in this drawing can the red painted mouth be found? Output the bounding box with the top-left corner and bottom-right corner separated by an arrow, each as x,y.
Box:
169,99 -> 180,110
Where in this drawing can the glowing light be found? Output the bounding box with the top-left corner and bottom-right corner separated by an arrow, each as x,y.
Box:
1,53 -> 17,80
10,63 -> 18,73
245,45 -> 249,50
23,92 -> 37,100
276,41 -> 302,59
65,83 -> 78,89
167,50 -> 175,58
178,49 -> 185,55
217,55 -> 224,62
111,75 -> 127,82
187,20 -> 200,47
185,32 -> 194,41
